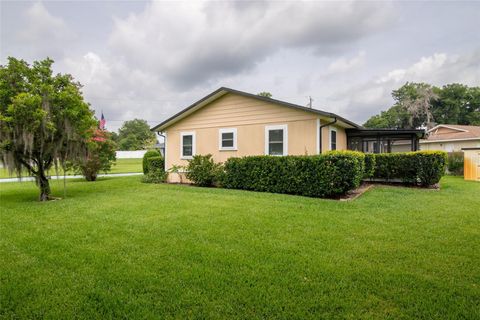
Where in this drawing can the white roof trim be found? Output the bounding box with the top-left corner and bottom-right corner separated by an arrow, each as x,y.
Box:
427,125 -> 468,133
420,137 -> 480,143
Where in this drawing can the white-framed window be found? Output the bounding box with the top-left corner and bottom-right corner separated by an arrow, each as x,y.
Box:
330,127 -> 337,151
180,131 -> 195,159
219,128 -> 237,151
265,124 -> 288,156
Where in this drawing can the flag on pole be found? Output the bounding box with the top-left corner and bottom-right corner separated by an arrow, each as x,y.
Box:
99,112 -> 106,130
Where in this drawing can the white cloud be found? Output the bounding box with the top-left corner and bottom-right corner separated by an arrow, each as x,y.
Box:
17,2 -> 74,58
327,51 -> 366,74
377,53 -> 448,84
331,50 -> 480,123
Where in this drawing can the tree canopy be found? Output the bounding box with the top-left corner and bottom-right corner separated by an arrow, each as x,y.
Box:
257,92 -> 272,98
0,57 -> 96,200
364,82 -> 480,129
116,119 -> 157,150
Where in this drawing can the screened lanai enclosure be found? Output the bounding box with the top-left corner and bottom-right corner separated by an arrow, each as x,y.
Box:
346,129 -> 426,154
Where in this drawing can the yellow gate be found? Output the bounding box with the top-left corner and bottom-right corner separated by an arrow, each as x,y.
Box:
463,148 -> 480,181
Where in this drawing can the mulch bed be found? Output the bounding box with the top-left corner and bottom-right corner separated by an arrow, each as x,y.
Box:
338,183 -> 375,201
338,181 -> 440,201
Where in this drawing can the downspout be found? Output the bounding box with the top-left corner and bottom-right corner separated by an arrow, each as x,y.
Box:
319,117 -> 337,153
156,131 -> 165,153
156,131 -> 166,171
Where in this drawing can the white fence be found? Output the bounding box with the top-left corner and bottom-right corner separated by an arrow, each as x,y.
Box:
115,150 -> 147,159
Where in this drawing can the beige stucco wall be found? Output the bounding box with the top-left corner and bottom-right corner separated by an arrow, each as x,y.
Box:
321,124 -> 347,152
163,93 -> 348,182
420,140 -> 480,152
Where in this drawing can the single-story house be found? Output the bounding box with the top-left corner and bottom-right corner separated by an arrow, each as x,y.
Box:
151,87 -> 425,182
420,124 -> 480,152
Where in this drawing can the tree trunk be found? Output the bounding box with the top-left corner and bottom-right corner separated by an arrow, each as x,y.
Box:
37,172 -> 51,201
85,173 -> 97,181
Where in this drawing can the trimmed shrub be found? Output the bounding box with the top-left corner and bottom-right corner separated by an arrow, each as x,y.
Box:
142,149 -> 161,174
186,154 -> 223,187
415,151 -> 448,186
222,151 -> 365,198
363,153 -> 376,179
447,152 -> 464,176
142,156 -> 166,183
372,151 -> 447,186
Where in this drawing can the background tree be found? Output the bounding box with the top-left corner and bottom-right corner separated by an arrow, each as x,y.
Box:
393,82 -> 438,128
363,104 -> 410,128
0,57 -> 96,201
117,119 -> 157,150
364,82 -> 480,128
257,92 -> 272,98
69,128 -> 117,181
111,131 -> 120,144
432,84 -> 480,125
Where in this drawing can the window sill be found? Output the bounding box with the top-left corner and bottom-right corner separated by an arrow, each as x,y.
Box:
181,156 -> 193,160
219,148 -> 237,152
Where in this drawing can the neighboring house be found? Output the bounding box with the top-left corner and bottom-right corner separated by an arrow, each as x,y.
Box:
421,124 -> 480,152
151,87 -> 424,182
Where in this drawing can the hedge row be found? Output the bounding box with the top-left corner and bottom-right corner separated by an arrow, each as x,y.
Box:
370,151 -> 447,186
222,151 -> 365,198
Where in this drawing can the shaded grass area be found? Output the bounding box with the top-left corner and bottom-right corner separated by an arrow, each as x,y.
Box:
0,176 -> 479,319
0,158 -> 142,179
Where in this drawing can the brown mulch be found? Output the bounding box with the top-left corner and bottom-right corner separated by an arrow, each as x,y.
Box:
337,181 -> 440,201
338,183 -> 375,201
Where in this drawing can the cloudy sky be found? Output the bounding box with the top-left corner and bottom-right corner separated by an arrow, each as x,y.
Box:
1,1 -> 479,131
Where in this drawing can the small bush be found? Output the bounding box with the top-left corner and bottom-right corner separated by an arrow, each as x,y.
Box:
222,151 -> 365,198
372,151 -> 447,186
142,156 -> 166,183
142,149 -> 161,174
186,154 -> 223,187
447,152 -> 464,176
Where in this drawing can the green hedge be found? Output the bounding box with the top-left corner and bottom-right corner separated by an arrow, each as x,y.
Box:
372,151 -> 447,186
363,153 -> 376,179
142,156 -> 166,183
222,151 -> 365,198
142,149 -> 161,174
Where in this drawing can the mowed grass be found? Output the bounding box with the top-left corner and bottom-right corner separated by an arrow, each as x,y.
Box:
0,177 -> 479,319
109,158 -> 143,174
0,158 -> 142,178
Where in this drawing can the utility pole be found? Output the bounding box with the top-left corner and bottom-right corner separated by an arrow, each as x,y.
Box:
306,96 -> 313,108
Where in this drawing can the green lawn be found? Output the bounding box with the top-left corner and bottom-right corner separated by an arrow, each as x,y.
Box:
109,158 -> 143,174
0,177 -> 479,319
0,158 -> 142,178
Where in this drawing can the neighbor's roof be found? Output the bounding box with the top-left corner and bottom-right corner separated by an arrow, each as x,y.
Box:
151,87 -> 360,131
423,124 -> 480,142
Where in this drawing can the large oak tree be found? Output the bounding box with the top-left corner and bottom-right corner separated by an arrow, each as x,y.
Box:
364,82 -> 480,129
0,57 -> 96,201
